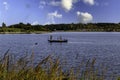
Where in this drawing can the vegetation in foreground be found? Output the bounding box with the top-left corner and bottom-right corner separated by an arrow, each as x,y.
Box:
0,51 -> 119,80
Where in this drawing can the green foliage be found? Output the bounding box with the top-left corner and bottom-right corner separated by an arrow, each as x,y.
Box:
1,22 -> 120,33
0,51 -> 117,80
2,22 -> 6,28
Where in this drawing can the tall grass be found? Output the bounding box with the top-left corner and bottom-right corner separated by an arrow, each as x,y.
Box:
0,51 -> 117,80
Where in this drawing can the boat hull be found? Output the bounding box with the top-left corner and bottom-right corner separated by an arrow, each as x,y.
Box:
48,40 -> 68,43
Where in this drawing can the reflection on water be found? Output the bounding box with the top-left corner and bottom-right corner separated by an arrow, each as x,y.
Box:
0,32 -> 120,79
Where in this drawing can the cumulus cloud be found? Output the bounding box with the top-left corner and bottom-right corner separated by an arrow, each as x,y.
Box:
3,2 -> 9,10
49,0 -> 74,11
61,0 -> 73,11
83,0 -> 95,5
44,22 -> 51,25
38,0 -> 79,11
48,11 -> 62,24
77,11 -> 93,23
39,1 -> 46,9
60,0 -> 79,11
32,21 -> 39,25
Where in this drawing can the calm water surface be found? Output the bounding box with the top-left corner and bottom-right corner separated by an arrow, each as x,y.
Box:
0,32 -> 120,78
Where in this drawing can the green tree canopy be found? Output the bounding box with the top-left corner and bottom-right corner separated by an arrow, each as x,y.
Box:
2,22 -> 6,28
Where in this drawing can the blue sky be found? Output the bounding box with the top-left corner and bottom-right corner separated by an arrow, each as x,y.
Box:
0,0 -> 120,25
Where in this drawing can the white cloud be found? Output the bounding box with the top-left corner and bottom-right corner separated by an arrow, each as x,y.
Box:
32,21 -> 39,25
48,11 -> 62,18
39,1 -> 61,8
61,0 -> 80,11
73,0 -> 80,3
61,0 -> 73,11
44,22 -> 51,25
77,11 -> 93,23
49,1 -> 61,6
39,1 -> 46,9
83,0 -> 95,5
48,11 -> 62,24
49,0 -> 74,11
39,0 -> 79,11
3,2 -> 9,10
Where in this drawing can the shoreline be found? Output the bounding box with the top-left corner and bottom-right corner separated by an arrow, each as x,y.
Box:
0,31 -> 51,34
0,31 -> 119,34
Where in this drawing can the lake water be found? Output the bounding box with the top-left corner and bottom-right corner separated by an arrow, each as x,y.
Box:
0,32 -> 120,78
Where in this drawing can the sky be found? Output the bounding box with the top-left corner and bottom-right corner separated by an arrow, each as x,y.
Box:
0,0 -> 120,25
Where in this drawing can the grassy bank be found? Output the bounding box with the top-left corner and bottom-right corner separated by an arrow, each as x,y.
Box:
0,31 -> 50,34
0,51 -> 119,80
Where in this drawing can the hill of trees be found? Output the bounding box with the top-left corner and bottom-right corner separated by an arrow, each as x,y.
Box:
0,22 -> 120,33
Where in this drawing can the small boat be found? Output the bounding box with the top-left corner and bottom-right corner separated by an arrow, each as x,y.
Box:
48,39 -> 68,43
48,35 -> 68,43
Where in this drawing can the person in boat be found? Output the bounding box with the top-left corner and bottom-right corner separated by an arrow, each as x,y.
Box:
59,36 -> 62,40
50,35 -> 52,40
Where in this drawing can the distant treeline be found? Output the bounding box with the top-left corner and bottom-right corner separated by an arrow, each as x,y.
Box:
0,22 -> 120,33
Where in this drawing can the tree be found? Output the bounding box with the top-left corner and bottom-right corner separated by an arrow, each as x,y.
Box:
27,23 -> 31,26
2,22 -> 6,28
